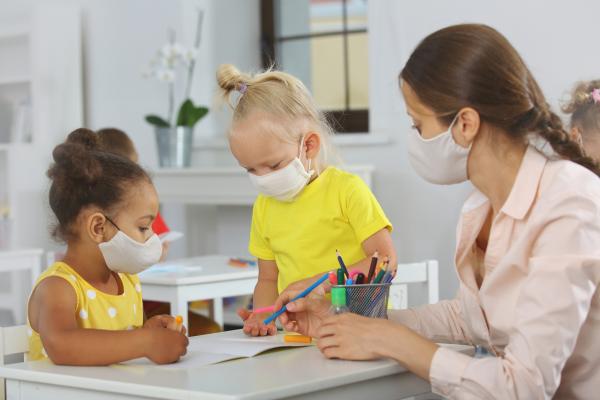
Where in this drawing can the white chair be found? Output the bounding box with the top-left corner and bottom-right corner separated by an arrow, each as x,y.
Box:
0,249 -> 43,325
45,250 -> 65,268
0,325 -> 28,400
389,260 -> 439,309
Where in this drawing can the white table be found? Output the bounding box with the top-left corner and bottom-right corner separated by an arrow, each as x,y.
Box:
0,249 -> 43,324
139,256 -> 258,331
0,337 -> 443,399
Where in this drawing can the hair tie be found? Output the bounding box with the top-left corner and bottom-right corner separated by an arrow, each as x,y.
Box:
238,82 -> 248,95
591,88 -> 600,104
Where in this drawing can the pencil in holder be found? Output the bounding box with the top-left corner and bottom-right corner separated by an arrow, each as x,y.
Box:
333,283 -> 392,319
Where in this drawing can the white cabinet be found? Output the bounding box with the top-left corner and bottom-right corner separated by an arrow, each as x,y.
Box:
153,165 -> 375,205
0,4 -> 83,250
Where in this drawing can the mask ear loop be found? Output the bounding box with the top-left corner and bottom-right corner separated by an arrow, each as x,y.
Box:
104,215 -> 121,231
299,134 -> 317,177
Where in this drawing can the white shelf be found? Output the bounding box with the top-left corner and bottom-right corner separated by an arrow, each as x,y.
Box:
0,26 -> 29,40
0,143 -> 34,151
152,164 -> 375,205
0,76 -> 30,86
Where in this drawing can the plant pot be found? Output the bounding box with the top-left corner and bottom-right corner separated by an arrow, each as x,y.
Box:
155,126 -> 193,168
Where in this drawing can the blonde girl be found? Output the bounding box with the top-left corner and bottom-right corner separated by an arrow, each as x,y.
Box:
216,65 -> 396,336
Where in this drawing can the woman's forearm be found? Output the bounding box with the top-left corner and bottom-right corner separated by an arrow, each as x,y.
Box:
375,320 -> 439,381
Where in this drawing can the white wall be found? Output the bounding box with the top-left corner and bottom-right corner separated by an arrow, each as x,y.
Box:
361,0 -> 600,299
175,0 -> 600,301
3,0 -> 599,302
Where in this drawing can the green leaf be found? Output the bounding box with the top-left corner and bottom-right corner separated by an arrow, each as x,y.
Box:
145,114 -> 170,127
176,99 -> 209,128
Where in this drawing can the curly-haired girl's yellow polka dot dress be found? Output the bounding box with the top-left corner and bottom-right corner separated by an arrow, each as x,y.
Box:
28,262 -> 144,361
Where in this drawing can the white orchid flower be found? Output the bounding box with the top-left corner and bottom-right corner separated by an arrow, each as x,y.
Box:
183,47 -> 198,63
156,69 -> 175,82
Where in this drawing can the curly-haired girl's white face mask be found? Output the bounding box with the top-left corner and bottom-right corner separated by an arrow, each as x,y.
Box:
98,217 -> 162,274
248,137 -> 315,201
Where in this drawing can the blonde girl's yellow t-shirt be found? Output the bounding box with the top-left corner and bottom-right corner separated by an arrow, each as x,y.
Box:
27,262 -> 144,361
249,166 -> 393,292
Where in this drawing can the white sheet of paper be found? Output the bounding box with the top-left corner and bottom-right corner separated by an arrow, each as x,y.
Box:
118,330 -> 312,369
159,231 -> 184,243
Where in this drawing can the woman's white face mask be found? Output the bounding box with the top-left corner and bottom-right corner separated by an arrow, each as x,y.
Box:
248,137 -> 314,201
407,114 -> 471,185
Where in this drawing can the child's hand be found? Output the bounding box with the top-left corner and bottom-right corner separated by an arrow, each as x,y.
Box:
143,327 -> 189,364
159,241 -> 170,262
237,309 -> 277,336
144,314 -> 186,335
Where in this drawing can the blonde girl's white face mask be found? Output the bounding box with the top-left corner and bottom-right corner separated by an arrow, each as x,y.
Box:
407,115 -> 471,185
98,217 -> 162,274
248,137 -> 315,201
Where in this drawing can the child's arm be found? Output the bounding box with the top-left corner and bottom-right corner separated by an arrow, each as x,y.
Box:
346,227 -> 397,274
284,228 -> 396,292
29,277 -> 188,366
237,259 -> 279,336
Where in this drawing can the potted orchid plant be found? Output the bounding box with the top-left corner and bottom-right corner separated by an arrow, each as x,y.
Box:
144,10 -> 207,168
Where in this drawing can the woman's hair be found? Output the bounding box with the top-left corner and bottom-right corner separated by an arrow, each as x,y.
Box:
561,80 -> 600,139
216,64 -> 337,170
97,127 -> 137,160
400,24 -> 600,176
47,128 -> 151,241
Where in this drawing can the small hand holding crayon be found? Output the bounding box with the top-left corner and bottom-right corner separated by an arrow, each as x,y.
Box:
144,314 -> 187,335
142,314 -> 189,364
237,308 -> 277,336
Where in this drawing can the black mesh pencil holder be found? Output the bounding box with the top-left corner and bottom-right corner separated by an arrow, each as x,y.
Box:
333,283 -> 392,319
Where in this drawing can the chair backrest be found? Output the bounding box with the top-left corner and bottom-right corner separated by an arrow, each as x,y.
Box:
0,325 -> 28,400
389,260 -> 439,309
45,250 -> 65,268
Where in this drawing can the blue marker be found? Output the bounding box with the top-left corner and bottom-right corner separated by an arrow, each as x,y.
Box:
263,272 -> 330,325
346,278 -> 353,285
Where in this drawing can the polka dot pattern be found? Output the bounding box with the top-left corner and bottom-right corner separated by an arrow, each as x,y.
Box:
86,289 -> 96,300
79,309 -> 88,320
108,307 -> 117,318
135,283 -> 142,293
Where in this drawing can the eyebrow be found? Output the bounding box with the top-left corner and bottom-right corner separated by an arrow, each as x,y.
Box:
138,215 -> 155,222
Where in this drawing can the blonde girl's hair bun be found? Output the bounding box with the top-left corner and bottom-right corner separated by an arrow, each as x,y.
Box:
216,64 -> 251,102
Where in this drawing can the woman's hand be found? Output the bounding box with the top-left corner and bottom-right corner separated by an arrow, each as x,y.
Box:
237,309 -> 277,336
316,313 -> 388,360
275,291 -> 331,338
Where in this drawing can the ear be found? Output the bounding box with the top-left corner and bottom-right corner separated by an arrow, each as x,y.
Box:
304,132 -> 321,160
453,107 -> 480,148
570,126 -> 583,147
86,212 -> 111,244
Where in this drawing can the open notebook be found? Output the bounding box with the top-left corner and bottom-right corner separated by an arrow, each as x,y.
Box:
119,329 -> 313,369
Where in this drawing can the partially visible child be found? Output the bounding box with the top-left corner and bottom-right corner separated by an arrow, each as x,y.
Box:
96,127 -> 221,336
216,64 -> 396,336
28,128 -> 188,365
563,80 -> 600,159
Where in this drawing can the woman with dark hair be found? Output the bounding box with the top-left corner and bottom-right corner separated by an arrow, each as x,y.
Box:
274,24 -> 600,399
